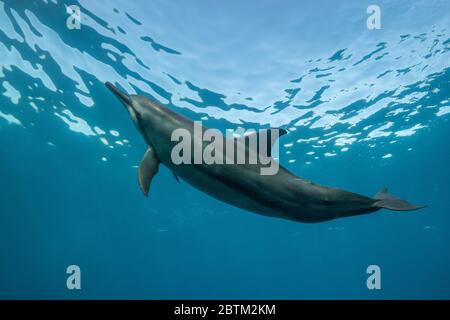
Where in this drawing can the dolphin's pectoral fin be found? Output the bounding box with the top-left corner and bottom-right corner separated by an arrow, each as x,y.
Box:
138,146 -> 160,197
172,171 -> 180,183
374,188 -> 426,211
235,128 -> 288,157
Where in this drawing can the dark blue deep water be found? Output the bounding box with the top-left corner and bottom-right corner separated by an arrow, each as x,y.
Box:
0,0 -> 449,299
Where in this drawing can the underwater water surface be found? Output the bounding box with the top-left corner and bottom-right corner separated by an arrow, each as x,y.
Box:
0,0 -> 449,299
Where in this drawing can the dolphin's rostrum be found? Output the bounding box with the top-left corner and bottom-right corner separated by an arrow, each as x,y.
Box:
105,82 -> 426,223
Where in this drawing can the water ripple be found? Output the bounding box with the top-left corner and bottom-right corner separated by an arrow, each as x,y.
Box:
0,0 -> 449,165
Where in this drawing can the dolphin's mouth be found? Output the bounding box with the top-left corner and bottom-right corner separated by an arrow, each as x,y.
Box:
105,82 -> 131,106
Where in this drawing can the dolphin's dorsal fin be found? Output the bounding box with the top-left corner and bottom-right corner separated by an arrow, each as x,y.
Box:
235,128 -> 288,157
138,145 -> 160,197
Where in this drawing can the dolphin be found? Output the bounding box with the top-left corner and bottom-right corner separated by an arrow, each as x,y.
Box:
105,82 -> 425,223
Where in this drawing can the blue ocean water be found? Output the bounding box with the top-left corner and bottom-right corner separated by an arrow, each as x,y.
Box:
0,0 -> 449,299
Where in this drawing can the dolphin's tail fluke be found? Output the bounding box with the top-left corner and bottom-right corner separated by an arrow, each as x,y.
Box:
374,188 -> 426,211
